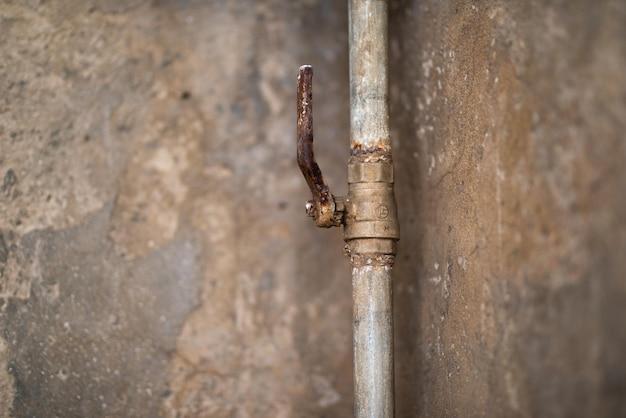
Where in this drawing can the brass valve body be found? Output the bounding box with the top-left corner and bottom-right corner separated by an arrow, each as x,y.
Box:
343,160 -> 399,255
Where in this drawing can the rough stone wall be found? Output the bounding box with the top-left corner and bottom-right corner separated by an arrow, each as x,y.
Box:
1,0 -> 626,417
390,0 -> 626,417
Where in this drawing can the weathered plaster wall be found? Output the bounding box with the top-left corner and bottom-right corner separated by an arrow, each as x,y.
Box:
390,0 -> 626,417
1,1 -> 351,417
1,0 -> 625,417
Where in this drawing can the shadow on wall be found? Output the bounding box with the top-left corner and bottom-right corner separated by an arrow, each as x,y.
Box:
389,1 -> 424,417
390,1 -> 424,414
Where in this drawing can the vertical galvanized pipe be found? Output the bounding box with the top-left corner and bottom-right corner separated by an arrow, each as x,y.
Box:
352,262 -> 394,417
349,0 -> 390,153
349,1 -> 394,417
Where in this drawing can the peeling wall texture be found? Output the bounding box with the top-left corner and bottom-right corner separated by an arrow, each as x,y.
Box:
0,0 -> 625,417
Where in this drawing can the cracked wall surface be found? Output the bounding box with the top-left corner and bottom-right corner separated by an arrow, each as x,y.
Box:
1,0 -> 625,417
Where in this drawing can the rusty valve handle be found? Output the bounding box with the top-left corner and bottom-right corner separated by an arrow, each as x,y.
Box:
297,65 -> 344,228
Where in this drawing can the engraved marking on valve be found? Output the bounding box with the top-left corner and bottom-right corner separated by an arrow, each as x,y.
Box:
377,204 -> 389,219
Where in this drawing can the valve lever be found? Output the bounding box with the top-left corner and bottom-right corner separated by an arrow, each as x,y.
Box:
297,65 -> 343,227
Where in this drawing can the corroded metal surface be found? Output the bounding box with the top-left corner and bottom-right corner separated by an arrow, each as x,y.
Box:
297,65 -> 343,227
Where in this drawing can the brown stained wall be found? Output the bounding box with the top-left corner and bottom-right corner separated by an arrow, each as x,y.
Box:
390,0 -> 626,417
0,0 -> 625,417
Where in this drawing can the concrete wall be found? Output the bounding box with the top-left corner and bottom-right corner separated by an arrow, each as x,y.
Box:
1,1 -> 351,417
0,0 -> 625,417
391,1 -> 626,417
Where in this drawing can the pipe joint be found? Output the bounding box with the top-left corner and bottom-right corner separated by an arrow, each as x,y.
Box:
344,160 -> 399,256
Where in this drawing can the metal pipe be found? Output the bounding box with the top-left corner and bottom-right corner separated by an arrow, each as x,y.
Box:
296,1 -> 397,416
349,0 -> 390,153
352,263 -> 394,418
349,1 -> 394,417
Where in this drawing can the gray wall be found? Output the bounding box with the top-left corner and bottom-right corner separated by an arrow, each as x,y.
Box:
0,0 -> 625,417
